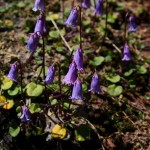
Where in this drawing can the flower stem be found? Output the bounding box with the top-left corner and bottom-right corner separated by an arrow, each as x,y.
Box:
42,34 -> 47,102
124,12 -> 129,43
79,4 -> 82,49
104,0 -> 108,39
19,60 -> 24,102
56,62 -> 62,95
72,0 -> 75,9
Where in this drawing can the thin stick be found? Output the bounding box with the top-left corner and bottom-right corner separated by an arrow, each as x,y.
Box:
0,51 -> 18,57
60,0 -> 64,20
105,37 -> 121,53
50,17 -> 72,52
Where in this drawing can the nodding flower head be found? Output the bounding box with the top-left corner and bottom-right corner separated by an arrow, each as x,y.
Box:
7,63 -> 18,82
26,32 -> 39,52
43,65 -> 55,84
32,0 -> 45,12
62,62 -> 77,85
70,79 -> 83,100
65,8 -> 78,27
20,105 -> 31,123
34,13 -> 46,37
94,0 -> 104,16
73,48 -> 84,71
129,16 -> 137,32
82,0 -> 91,9
88,73 -> 101,94
122,43 -> 132,61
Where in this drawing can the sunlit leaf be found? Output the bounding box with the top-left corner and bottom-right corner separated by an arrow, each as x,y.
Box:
105,75 -> 120,83
90,56 -> 104,66
59,128 -> 67,139
8,87 -> 19,96
17,2 -> 25,8
1,77 -> 13,90
49,31 -> 59,39
9,126 -> 20,137
29,103 -> 41,114
124,69 -> 135,76
26,82 -> 43,97
36,66 -> 48,78
52,124 -> 67,139
107,84 -> 123,96
137,66 -> 147,74
50,98 -> 57,105
51,14 -> 59,20
3,100 -> 14,109
104,55 -> 112,62
0,96 -> 7,106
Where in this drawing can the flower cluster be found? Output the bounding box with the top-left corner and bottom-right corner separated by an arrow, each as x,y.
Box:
5,0 -> 139,128
26,0 -> 46,53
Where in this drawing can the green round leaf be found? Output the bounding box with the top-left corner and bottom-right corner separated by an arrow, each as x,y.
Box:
49,31 -> 59,39
137,66 -> 147,74
56,47 -> 64,52
29,103 -> 41,114
63,102 -> 73,110
36,66 -> 48,78
26,82 -> 43,97
104,55 -> 112,62
1,77 -> 13,90
105,75 -> 120,83
8,87 -> 19,96
50,98 -> 58,105
124,69 -> 135,76
90,56 -> 104,66
107,84 -> 123,96
17,2 -> 25,8
9,126 -> 20,137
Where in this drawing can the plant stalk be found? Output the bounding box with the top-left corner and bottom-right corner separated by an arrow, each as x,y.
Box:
79,4 -> 82,49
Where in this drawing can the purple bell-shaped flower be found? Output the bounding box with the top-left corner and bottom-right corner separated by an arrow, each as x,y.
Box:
7,63 -> 18,82
82,0 -> 91,9
94,0 -> 104,16
129,16 -> 137,32
26,32 -> 39,52
43,65 -> 55,84
73,48 -> 84,71
62,62 -> 77,85
34,13 -> 46,37
122,43 -> 132,61
65,8 -> 78,27
88,73 -> 101,94
70,79 -> 83,100
32,0 -> 45,12
20,105 -> 31,123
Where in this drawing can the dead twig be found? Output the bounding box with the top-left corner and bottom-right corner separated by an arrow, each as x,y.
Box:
50,16 -> 72,52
